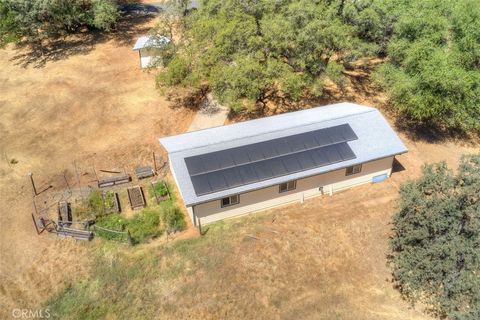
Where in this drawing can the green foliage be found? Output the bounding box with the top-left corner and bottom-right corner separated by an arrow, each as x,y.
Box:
88,190 -> 105,217
45,222 -> 234,319
157,0 -> 379,112
375,0 -> 480,131
95,199 -> 186,244
390,154 -> 480,319
94,214 -> 127,241
156,56 -> 191,86
0,0 -> 119,46
127,209 -> 162,243
162,206 -> 187,234
90,0 -> 119,32
150,181 -> 168,197
0,0 -> 20,47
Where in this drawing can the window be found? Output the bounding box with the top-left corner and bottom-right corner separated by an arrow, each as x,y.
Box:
221,194 -> 239,207
346,164 -> 362,176
279,180 -> 296,193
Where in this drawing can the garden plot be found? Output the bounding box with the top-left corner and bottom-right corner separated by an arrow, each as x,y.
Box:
150,180 -> 170,203
127,186 -> 146,210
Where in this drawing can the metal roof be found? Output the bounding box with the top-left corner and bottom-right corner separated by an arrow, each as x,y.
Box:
159,102 -> 408,206
132,36 -> 170,50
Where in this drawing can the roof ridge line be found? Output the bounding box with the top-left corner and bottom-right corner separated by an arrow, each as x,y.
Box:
169,108 -> 377,154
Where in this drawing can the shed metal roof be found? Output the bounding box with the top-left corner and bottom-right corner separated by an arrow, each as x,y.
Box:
159,102 -> 408,206
132,36 -> 170,50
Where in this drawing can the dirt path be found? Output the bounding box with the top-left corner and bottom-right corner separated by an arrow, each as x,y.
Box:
188,94 -> 230,131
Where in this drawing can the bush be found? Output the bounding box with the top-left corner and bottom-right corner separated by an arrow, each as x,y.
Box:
156,56 -> 191,87
95,214 -> 127,241
127,209 -> 162,243
88,190 -> 106,217
389,154 -> 480,319
90,0 -> 119,32
150,181 -> 168,197
162,206 -> 186,234
0,0 -> 120,46
95,203 -> 186,244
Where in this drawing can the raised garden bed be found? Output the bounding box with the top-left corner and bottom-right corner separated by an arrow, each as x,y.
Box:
135,166 -> 155,179
150,180 -> 170,204
98,174 -> 131,188
127,186 -> 146,210
102,191 -> 120,214
58,201 -> 72,227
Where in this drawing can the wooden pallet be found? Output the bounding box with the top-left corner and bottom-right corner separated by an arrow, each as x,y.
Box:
127,186 -> 145,210
56,227 -> 94,241
98,174 -> 131,188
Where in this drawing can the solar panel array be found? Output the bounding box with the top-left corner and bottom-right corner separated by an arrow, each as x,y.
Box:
185,124 -> 358,196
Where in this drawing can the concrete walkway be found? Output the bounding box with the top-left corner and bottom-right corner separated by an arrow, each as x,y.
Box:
188,94 -> 230,132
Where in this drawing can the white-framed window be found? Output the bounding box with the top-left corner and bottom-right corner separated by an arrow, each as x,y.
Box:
221,194 -> 239,208
279,180 -> 296,193
346,164 -> 362,176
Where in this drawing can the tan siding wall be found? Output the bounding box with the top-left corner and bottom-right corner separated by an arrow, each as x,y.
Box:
192,157 -> 394,224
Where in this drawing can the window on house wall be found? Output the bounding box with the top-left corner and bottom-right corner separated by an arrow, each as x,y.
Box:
346,164 -> 362,176
221,194 -> 239,207
279,180 -> 297,193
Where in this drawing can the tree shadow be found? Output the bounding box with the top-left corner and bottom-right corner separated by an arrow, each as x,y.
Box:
392,114 -> 473,144
9,8 -> 159,69
228,60 -> 479,144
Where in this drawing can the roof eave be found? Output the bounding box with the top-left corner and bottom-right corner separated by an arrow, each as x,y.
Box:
184,149 -> 408,207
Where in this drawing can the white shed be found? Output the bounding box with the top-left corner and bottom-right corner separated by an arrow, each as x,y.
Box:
132,35 -> 170,68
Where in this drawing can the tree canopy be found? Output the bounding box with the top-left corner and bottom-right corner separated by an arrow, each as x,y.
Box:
156,0 -> 383,111
155,0 -> 480,132
374,0 -> 480,131
0,0 -> 119,47
390,154 -> 480,320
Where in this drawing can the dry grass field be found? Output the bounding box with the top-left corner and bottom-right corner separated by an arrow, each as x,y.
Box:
0,8 -> 479,320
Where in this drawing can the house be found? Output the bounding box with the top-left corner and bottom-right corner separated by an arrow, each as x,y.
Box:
159,102 -> 408,225
132,36 -> 170,68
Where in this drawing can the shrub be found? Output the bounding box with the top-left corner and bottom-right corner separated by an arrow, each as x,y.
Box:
0,0 -> 120,46
150,181 -> 168,197
95,214 -> 127,241
127,209 -> 162,243
162,206 -> 186,234
90,0 -> 119,32
95,202 -> 186,244
156,56 -> 191,87
88,190 -> 105,217
389,154 -> 480,319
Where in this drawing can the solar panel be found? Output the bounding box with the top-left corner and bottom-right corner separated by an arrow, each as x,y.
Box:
184,124 -> 359,195
184,124 -> 357,176
207,171 -> 228,191
222,168 -> 243,188
190,175 -> 212,195
191,141 -> 356,195
237,165 -> 258,184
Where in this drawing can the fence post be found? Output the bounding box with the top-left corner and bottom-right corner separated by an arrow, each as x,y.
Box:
127,230 -> 133,246
27,172 -> 38,196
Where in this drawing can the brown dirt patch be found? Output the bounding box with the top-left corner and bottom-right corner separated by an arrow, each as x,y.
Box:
0,13 -> 194,316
